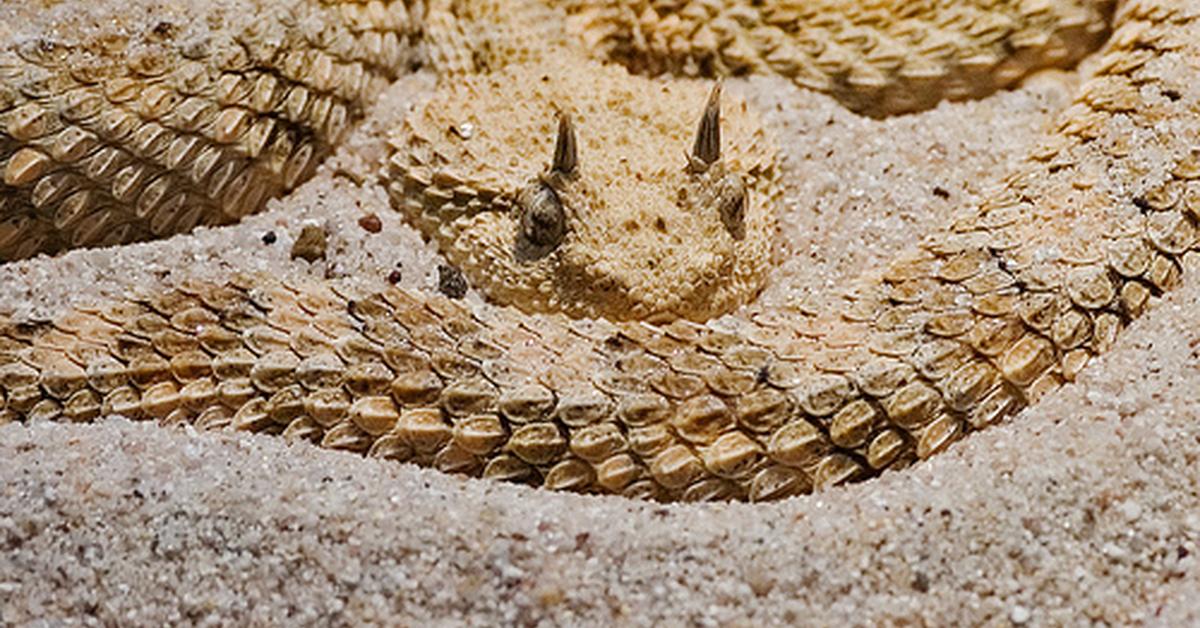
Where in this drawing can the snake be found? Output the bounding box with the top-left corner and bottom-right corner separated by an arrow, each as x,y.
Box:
0,0 -> 1197,501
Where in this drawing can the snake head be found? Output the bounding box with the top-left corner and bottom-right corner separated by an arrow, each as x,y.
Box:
388,60 -> 779,322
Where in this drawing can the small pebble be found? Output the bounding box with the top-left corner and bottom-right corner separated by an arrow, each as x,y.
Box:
437,264 -> 467,299
1102,542 -> 1128,560
911,571 -> 930,593
745,568 -> 776,597
1118,500 -> 1143,522
261,231 -> 277,245
358,214 -> 382,233
291,224 -> 328,262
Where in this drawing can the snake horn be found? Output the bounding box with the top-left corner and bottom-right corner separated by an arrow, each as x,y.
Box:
691,82 -> 722,169
552,112 -> 578,175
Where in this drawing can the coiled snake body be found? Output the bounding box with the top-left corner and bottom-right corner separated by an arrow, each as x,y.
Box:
0,0 -> 1197,501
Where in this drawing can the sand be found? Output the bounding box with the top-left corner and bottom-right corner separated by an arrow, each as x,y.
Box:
2,8 -> 1199,626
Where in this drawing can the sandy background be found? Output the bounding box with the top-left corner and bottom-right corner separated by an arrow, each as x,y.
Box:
2,8 -> 1198,624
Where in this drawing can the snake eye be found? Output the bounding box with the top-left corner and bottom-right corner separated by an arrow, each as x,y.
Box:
519,182 -> 566,248
717,172 -> 747,239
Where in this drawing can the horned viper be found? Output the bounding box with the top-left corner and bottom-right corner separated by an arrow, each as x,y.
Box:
1,0 -> 1197,501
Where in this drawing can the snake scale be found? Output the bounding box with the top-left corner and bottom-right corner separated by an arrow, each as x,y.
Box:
0,0 -> 1197,502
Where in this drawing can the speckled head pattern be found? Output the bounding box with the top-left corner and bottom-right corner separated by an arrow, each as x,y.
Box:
386,59 -> 779,322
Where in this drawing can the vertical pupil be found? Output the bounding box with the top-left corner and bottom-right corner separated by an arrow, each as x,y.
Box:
719,174 -> 746,239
